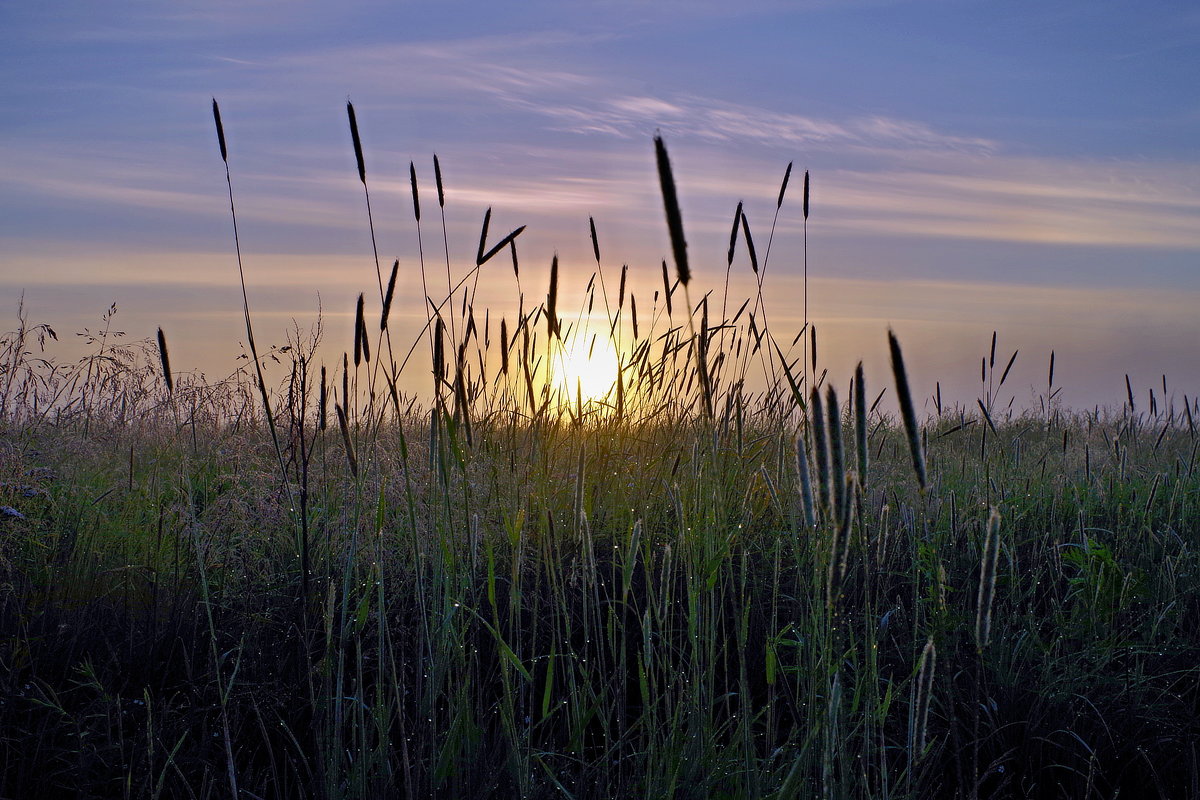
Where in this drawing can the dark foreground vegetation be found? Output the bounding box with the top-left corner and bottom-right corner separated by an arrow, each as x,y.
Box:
2,111 -> 1198,799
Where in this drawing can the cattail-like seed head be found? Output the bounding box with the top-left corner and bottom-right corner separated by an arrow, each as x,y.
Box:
855,361 -> 868,487
802,170 -> 810,220
589,216 -> 600,264
796,431 -> 816,528
500,317 -> 509,375
433,316 -> 445,386
509,240 -> 519,279
740,210 -> 759,274
319,365 -> 327,431
661,259 -> 673,316
618,264 -> 627,312
381,259 -> 398,331
342,352 -> 349,409
827,385 -> 846,522
547,254 -> 560,339
654,135 -> 690,286
975,508 -> 1001,651
631,294 -> 639,340
913,636 -> 936,758
827,473 -> 856,610
696,306 -> 713,417
810,387 -> 832,518
777,161 -> 793,209
811,324 -> 819,376
476,207 -> 491,265
727,201 -> 742,267
999,349 -> 1018,387
346,101 -> 365,184
156,327 -> 173,395
433,154 -> 445,208
888,329 -> 926,490
353,293 -> 365,367
409,161 -> 420,222
211,99 -> 228,163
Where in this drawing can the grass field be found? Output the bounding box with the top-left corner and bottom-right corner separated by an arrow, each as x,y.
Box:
1,117 -> 1198,799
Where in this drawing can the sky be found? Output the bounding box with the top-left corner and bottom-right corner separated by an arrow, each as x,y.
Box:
2,0 -> 1198,412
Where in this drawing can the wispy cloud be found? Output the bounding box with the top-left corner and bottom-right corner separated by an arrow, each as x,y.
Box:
4,29 -> 1198,262
816,158 -> 1200,247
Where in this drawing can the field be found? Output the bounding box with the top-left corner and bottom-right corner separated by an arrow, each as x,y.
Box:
1,119 -> 1198,799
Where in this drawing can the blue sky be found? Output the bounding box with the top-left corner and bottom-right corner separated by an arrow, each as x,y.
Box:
2,1 -> 1198,408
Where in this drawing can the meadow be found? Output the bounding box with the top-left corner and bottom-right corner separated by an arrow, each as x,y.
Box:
1,105 -> 1198,799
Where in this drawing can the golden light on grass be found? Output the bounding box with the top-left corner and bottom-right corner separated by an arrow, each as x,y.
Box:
553,329 -> 620,404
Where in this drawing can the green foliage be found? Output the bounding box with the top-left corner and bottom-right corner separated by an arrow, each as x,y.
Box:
2,140 -> 1198,799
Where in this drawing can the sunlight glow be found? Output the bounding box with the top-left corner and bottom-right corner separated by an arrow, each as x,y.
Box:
553,331 -> 620,403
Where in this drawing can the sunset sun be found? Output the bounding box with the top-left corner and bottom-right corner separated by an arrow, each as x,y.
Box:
553,331 -> 620,403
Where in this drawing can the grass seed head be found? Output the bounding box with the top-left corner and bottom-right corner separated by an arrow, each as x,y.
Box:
654,135 -> 690,286
975,508 -> 1002,651
381,260 -> 398,331
777,161 -> 793,209
477,207 -> 492,265
810,386 -> 832,518
888,329 -> 926,491
156,327 -> 172,395
802,169 -> 810,220
740,211 -> 759,274
727,201 -> 742,267
319,365 -> 327,431
409,161 -> 420,222
855,361 -> 867,487
353,293 -> 365,367
433,154 -> 445,208
827,384 -> 846,522
211,98 -> 228,163
346,101 -> 365,184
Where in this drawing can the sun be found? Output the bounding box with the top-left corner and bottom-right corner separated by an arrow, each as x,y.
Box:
553,331 -> 620,403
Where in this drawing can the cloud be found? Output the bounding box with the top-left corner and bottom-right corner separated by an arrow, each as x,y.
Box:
4,32 -> 1198,255
815,159 -> 1200,247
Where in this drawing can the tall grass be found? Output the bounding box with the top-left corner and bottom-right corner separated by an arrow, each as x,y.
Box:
0,114 -> 1198,800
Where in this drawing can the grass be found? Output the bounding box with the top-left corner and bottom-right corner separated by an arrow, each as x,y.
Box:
0,114 -> 1198,800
